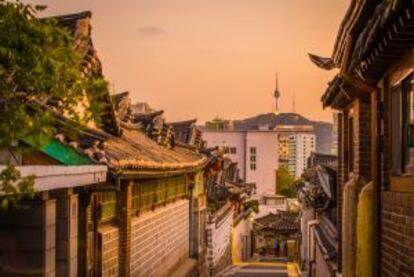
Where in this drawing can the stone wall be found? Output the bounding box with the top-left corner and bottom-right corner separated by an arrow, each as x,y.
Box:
381,191 -> 414,276
98,224 -> 119,276
130,199 -> 190,277
206,202 -> 233,276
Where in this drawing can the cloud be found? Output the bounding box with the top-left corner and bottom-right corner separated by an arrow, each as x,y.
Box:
137,26 -> 166,36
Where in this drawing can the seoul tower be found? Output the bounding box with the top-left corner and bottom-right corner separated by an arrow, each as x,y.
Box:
274,72 -> 281,115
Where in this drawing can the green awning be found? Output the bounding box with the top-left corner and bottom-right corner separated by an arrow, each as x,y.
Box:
23,138 -> 93,165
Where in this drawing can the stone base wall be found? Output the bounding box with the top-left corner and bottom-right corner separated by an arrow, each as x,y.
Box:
98,224 -> 119,276
130,199 -> 190,277
381,191 -> 414,276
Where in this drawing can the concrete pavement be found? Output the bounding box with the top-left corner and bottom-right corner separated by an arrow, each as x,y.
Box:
219,261 -> 299,277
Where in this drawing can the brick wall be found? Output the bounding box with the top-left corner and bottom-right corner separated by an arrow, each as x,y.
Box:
118,182 -> 132,276
354,99 -> 371,181
381,191 -> 414,276
99,224 -> 119,276
130,199 -> 190,277
335,98 -> 371,273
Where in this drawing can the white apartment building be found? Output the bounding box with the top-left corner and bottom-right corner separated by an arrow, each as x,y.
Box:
275,125 -> 316,177
203,130 -> 279,201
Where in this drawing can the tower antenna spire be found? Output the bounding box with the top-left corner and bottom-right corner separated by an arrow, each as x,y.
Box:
274,70 -> 280,115
276,71 -> 278,90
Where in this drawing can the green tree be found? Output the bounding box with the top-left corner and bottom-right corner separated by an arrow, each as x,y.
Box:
205,117 -> 232,130
0,1 -> 108,209
276,166 -> 298,198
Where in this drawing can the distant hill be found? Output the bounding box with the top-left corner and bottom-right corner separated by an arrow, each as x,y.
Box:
232,113 -> 333,154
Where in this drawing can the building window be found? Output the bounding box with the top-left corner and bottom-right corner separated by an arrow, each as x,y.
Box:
391,74 -> 414,175
250,147 -> 257,171
230,147 -> 237,154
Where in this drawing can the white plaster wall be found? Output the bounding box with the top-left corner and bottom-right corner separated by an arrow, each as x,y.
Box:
203,131 -> 246,178
206,204 -> 234,275
245,131 -> 278,199
256,203 -> 288,218
300,208 -> 315,269
208,211 -> 233,265
315,242 -> 333,277
232,216 -> 253,262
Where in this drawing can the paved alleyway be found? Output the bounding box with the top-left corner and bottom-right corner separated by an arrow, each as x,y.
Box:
220,262 -> 298,277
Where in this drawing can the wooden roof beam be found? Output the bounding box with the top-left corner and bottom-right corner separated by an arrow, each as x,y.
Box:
340,72 -> 377,93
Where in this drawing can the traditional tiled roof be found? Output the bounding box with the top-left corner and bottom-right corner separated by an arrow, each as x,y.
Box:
105,128 -> 207,172
315,224 -> 337,260
316,1 -> 414,109
254,212 -> 299,234
331,0 -> 378,66
110,92 -> 178,148
297,165 -> 336,210
348,1 -> 414,79
112,91 -> 131,122
52,117 -> 207,174
43,11 -> 121,136
36,11 -> 208,175
308,152 -> 337,171
169,119 -> 203,149
204,149 -> 254,210
308,53 -> 335,70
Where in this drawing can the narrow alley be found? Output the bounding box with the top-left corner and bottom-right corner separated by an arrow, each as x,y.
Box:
3,0 -> 414,276
220,261 -> 299,277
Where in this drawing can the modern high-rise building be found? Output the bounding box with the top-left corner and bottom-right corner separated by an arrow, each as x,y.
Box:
275,125 -> 316,177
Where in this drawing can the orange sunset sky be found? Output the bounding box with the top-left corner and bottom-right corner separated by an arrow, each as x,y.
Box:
26,0 -> 348,123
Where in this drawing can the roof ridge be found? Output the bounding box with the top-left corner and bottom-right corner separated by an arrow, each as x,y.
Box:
41,10 -> 92,21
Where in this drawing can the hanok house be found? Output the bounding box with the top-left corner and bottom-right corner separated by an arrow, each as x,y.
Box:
1,11 -> 210,277
296,157 -> 338,277
253,211 -> 299,262
102,93 -> 209,277
310,1 -> 414,276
